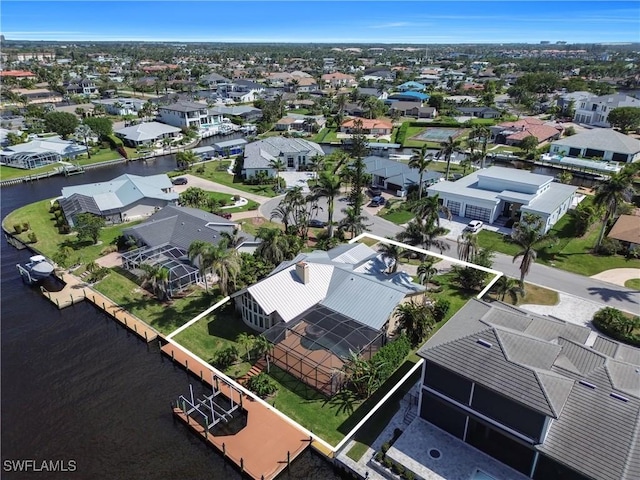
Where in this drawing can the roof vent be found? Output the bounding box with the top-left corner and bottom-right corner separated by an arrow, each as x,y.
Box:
476,339 -> 492,348
578,380 -> 596,390
610,392 -> 629,403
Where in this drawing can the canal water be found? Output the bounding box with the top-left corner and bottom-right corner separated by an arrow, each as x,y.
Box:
0,143 -> 344,479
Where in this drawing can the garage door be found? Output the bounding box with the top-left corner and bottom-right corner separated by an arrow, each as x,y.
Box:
447,200 -> 461,216
465,205 -> 491,222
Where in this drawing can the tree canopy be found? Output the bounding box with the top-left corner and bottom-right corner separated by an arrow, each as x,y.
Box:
73,213 -> 105,244
44,111 -> 79,138
607,107 -> 640,134
84,117 -> 114,138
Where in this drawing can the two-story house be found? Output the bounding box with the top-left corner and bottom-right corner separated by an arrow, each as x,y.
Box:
402,299 -> 640,480
158,101 -> 216,130
573,94 -> 640,127
321,72 -> 357,89
65,78 -> 99,96
241,136 -> 324,179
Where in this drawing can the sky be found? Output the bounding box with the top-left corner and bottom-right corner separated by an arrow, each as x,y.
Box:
1,1 -> 639,44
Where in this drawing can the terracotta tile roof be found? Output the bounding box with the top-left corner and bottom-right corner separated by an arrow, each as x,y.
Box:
0,70 -> 36,77
341,118 -> 393,130
507,124 -> 562,142
500,117 -> 545,129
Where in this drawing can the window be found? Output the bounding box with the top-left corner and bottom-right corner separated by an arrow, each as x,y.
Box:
287,157 -> 294,168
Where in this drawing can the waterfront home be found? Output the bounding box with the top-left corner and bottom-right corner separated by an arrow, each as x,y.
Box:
490,118 -> 562,146
211,138 -> 248,157
241,137 -> 324,180
573,93 -> 640,127
60,174 -> 178,227
455,106 -> 500,119
548,129 -> 640,163
398,298 -> 640,480
426,166 -> 577,232
274,114 -> 325,133
92,97 -> 146,116
209,105 -> 263,122
65,78 -> 99,96
121,205 -> 259,295
388,101 -> 437,119
0,136 -> 87,169
114,122 -> 182,148
158,101 -> 218,130
231,243 -> 424,396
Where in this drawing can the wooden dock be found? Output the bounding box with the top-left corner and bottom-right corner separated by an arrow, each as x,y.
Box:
161,342 -> 310,480
41,272 -> 158,342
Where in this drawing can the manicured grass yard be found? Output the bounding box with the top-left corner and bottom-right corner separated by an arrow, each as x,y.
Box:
625,278 -> 640,290
477,206 -> 640,276
1,164 -> 60,181
93,270 -> 220,335
379,202 -> 414,225
207,191 -> 259,213
189,161 -> 277,197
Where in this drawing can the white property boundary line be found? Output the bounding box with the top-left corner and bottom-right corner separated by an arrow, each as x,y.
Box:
166,233 -> 505,457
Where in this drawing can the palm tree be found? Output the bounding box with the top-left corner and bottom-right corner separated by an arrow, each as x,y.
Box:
409,145 -> 433,200
438,135 -> 462,181
75,124 -> 93,158
220,228 -> 247,249
378,241 -> 404,273
176,150 -> 199,170
397,219 -> 450,254
491,276 -> 525,303
338,206 -> 370,239
312,172 -> 342,238
236,332 -> 255,361
457,231 -> 479,263
269,203 -> 293,233
179,187 -> 208,208
470,125 -> 490,169
256,227 -> 295,265
511,213 -> 557,286
139,263 -> 170,300
188,240 -> 214,292
410,194 -> 451,226
417,260 -> 438,295
394,300 -> 434,347
268,158 -> 286,190
593,169 -> 635,248
207,240 -> 241,297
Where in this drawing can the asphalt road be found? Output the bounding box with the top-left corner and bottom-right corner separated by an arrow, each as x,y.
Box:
259,194 -> 640,315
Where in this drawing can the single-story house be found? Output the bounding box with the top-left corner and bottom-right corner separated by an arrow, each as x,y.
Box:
491,118 -> 562,146
397,81 -> 427,92
402,298 -> 640,480
456,106 -> 501,119
231,243 -> 424,396
59,173 -> 178,227
365,156 -> 441,195
0,136 -> 87,169
388,101 -> 437,119
242,136 -> 324,179
9,88 -> 63,105
549,129 -> 640,163
340,118 -> 393,136
607,214 -> 640,250
275,114 -> 325,133
356,87 -> 388,100
388,91 -> 430,103
209,105 -> 263,122
114,122 -> 182,147
426,166 -> 577,232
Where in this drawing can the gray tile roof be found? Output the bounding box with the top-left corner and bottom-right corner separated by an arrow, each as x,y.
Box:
115,121 -> 181,142
417,299 -> 640,480
364,156 -> 441,189
243,137 -> 324,169
552,128 -> 640,155
159,101 -> 208,113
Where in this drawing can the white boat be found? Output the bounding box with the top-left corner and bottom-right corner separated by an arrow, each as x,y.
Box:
17,255 -> 55,284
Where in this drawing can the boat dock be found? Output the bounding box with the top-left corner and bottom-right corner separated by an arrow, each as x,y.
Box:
161,342 -> 310,480
40,272 -> 158,342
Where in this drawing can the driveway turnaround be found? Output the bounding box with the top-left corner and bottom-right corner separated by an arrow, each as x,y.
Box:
590,268 -> 640,287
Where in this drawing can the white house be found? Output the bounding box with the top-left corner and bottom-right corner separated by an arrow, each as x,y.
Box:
114,122 -> 182,147
549,129 -> 640,163
573,94 -> 640,127
0,136 -> 87,169
60,174 -> 178,226
158,101 -> 217,130
241,137 -> 324,179
426,166 -> 577,233
92,97 -> 146,116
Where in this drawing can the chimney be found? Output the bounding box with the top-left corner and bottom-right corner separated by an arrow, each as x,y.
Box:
295,262 -> 309,284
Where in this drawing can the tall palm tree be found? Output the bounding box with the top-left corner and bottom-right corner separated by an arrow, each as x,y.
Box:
188,240 -> 214,292
410,194 -> 451,226
593,169 -> 634,248
378,241 -> 404,273
236,332 -> 255,361
491,276 -> 525,303
338,206 -> 370,239
457,231 -> 479,263
417,259 -> 438,295
470,125 -> 490,169
312,172 -> 342,238
188,239 -> 240,296
139,263 -> 170,300
75,124 -> 93,158
269,203 -> 293,233
511,213 -> 557,286
409,145 -> 433,200
256,227 -> 295,265
220,227 -> 247,249
438,135 -> 462,181
268,158 -> 286,190
394,300 -> 434,347
397,220 -> 450,254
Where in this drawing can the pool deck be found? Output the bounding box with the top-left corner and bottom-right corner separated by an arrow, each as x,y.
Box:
161,342 -> 311,480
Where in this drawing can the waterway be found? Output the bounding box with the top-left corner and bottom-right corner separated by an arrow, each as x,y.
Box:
0,141 -> 344,479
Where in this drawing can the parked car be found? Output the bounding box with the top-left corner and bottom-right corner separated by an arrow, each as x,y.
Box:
215,212 -> 232,220
308,219 -> 326,228
171,177 -> 188,185
369,196 -> 385,207
368,186 -> 382,197
465,220 -> 484,233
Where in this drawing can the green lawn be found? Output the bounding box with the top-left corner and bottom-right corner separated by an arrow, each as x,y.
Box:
313,128 -> 340,144
3,199 -> 133,264
77,148 -> 123,164
625,278 -> 640,290
207,191 -> 259,213
379,206 -> 414,225
189,162 -> 277,198
93,270 -> 219,335
1,164 -> 60,181
288,108 -> 310,115
172,303 -> 258,378
477,209 -> 640,276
